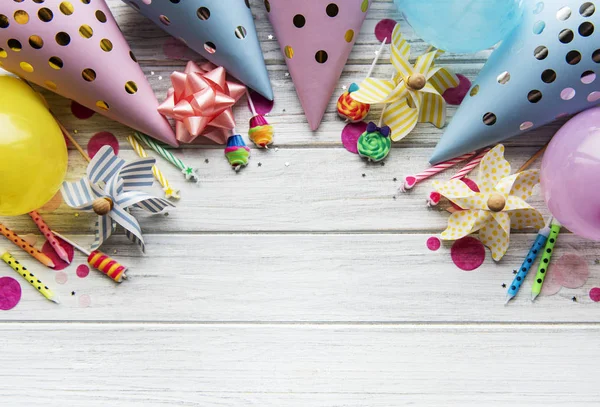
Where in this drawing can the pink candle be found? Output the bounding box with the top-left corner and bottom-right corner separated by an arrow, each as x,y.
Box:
29,211 -> 70,265
400,152 -> 476,192
427,148 -> 490,206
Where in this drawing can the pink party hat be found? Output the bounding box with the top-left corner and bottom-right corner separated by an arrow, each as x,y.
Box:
0,1 -> 177,146
265,0 -> 371,130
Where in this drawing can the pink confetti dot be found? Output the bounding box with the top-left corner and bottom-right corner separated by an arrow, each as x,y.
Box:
39,191 -> 63,213
341,121 -> 368,154
375,19 -> 397,43
427,237 -> 441,251
71,101 -> 96,120
87,132 -> 119,159
162,37 -> 195,60
451,237 -> 485,271
248,90 -> 274,115
22,234 -> 38,246
55,271 -> 68,285
42,237 -> 74,271
0,277 -> 21,311
78,294 -> 91,308
553,254 -> 590,289
540,267 -> 562,296
443,74 -> 472,106
589,287 -> 600,302
76,264 -> 90,278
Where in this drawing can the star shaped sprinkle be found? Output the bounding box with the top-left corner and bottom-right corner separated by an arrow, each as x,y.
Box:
163,185 -> 181,200
182,166 -> 199,182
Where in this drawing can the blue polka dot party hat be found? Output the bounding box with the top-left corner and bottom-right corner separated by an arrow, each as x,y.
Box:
431,0 -> 600,164
122,0 -> 273,100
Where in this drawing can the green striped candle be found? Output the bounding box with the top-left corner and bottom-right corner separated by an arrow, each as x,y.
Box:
133,132 -> 199,182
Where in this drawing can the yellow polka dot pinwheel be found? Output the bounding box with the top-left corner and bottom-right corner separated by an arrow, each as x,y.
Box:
433,145 -> 545,261
350,24 -> 459,141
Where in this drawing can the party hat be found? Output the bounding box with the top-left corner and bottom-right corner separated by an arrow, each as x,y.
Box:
0,1 -> 177,146
430,0 -> 600,164
122,0 -> 273,101
265,0 -> 371,130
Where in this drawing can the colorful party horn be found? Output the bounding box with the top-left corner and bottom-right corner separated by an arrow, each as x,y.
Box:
0,1 -> 177,146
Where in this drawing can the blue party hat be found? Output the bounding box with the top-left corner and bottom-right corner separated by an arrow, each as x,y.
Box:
123,0 -> 273,100
431,0 -> 600,164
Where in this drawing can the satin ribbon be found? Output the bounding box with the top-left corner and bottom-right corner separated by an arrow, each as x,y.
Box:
158,61 -> 246,144
366,122 -> 391,137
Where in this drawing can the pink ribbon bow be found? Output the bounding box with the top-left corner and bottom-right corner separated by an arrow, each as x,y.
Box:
158,61 -> 246,144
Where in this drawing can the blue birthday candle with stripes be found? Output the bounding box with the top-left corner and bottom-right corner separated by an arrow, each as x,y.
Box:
505,223 -> 551,304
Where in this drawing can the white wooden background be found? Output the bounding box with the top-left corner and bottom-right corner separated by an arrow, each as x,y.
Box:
1,1 -> 600,405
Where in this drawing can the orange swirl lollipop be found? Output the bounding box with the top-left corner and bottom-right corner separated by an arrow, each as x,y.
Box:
337,83 -> 370,122
336,38 -> 387,123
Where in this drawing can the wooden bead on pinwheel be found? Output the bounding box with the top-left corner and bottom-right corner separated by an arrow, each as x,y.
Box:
406,73 -> 426,91
92,197 -> 114,216
487,193 -> 506,212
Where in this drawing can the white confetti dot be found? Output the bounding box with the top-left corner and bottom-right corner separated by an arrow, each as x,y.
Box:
285,162 -> 290,167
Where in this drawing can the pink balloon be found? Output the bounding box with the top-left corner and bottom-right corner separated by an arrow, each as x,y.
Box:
541,107 -> 600,240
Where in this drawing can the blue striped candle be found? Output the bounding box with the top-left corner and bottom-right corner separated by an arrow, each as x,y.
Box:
505,225 -> 550,304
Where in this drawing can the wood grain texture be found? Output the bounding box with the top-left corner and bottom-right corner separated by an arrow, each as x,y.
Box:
1,148 -> 556,234
1,323 -> 599,406
0,234 -> 598,322
0,0 -> 598,404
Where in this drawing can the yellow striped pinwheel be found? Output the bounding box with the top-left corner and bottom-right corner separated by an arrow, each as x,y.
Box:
351,24 -> 459,141
432,145 -> 545,261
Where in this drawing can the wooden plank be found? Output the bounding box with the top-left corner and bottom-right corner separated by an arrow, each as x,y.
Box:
1,148 -> 557,234
1,323 -> 598,406
0,234 -> 598,322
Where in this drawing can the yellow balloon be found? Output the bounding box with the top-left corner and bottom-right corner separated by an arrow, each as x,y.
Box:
0,76 -> 68,216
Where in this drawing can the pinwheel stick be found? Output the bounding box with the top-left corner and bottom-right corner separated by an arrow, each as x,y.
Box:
517,143 -> 549,173
378,72 -> 396,127
54,116 -> 91,163
366,38 -> 388,79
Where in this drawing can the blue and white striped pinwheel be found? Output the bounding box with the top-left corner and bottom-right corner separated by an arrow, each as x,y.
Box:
61,146 -> 174,252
